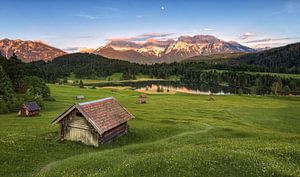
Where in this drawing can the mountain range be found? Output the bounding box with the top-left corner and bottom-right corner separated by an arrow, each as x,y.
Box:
1,35 -> 256,63
94,35 -> 256,63
0,38 -> 66,62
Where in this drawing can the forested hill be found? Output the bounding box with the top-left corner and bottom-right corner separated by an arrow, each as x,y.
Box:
25,43 -> 300,83
229,43 -> 300,73
27,53 -> 148,82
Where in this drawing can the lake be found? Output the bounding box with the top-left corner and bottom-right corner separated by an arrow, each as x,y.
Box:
85,80 -> 241,95
136,84 -> 232,95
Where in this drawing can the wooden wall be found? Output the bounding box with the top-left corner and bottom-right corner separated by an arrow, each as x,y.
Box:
58,109 -> 129,146
61,110 -> 99,147
100,122 -> 128,143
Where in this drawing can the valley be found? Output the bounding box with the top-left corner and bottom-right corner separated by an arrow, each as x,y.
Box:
1,1 -> 300,176
0,84 -> 299,177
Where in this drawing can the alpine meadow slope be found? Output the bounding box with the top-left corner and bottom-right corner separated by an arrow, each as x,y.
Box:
0,85 -> 299,177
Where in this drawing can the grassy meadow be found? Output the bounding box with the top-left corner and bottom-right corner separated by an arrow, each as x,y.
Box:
0,85 -> 300,177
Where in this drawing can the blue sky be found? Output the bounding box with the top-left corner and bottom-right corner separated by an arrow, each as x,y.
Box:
1,0 -> 300,52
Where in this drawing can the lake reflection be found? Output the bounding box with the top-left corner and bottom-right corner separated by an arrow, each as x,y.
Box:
86,80 -> 242,95
136,84 -> 232,95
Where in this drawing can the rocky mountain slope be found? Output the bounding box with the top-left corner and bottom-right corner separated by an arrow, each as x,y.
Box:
0,38 -> 66,62
94,35 -> 256,63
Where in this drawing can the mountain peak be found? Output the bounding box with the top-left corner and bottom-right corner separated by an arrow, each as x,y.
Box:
94,34 -> 255,63
0,38 -> 67,62
178,35 -> 220,43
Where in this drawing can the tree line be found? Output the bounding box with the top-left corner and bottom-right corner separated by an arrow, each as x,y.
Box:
181,70 -> 299,95
0,54 -> 51,114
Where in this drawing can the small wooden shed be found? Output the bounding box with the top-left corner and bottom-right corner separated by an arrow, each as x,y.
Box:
76,95 -> 85,100
137,94 -> 147,104
51,97 -> 134,147
19,102 -> 41,117
208,94 -> 216,101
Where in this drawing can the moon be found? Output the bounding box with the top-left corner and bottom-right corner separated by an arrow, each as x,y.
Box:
161,6 -> 165,11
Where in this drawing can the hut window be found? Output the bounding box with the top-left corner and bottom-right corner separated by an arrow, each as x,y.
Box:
76,112 -> 84,117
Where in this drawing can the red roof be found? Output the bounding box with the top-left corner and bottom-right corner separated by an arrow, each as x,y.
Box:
78,97 -> 133,134
52,97 -> 134,135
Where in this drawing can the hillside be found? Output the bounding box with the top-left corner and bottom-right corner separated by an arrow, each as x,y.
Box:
182,53 -> 245,63
230,43 -> 300,70
0,85 -> 299,176
183,43 -> 300,73
0,38 -> 67,62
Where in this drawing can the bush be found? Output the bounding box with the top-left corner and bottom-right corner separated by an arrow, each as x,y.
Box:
79,80 -> 84,88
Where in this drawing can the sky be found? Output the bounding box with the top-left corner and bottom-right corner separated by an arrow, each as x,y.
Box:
1,0 -> 300,52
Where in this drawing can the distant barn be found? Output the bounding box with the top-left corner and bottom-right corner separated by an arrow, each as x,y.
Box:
137,94 -> 147,104
52,97 -> 134,146
19,102 -> 41,117
76,95 -> 85,100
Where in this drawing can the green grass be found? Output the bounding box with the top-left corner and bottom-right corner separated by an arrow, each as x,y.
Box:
0,85 -> 300,177
68,72 -> 124,83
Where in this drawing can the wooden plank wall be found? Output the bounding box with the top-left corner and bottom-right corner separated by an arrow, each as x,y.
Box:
63,110 -> 99,147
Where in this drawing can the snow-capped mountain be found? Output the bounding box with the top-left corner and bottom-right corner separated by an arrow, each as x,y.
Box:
0,35 -> 256,64
0,38 -> 66,62
94,35 -> 256,63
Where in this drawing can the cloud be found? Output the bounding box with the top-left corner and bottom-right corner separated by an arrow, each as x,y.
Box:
244,37 -> 296,44
76,13 -> 97,20
204,28 -> 213,31
62,47 -> 80,53
244,37 -> 299,48
253,43 -> 288,48
107,32 -> 174,42
62,47 -> 95,53
240,32 -> 254,40
79,47 -> 95,53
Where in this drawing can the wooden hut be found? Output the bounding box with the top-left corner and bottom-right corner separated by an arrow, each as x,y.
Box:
19,102 -> 41,117
208,94 -> 216,101
137,94 -> 147,104
51,97 -> 134,147
76,95 -> 85,100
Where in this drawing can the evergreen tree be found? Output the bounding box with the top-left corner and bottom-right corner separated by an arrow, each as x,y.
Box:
0,65 -> 14,97
79,80 -> 84,88
63,77 -> 68,84
0,99 -> 9,114
237,88 -> 243,96
4,54 -> 27,93
0,65 -> 18,113
282,85 -> 291,95
26,76 -> 50,98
